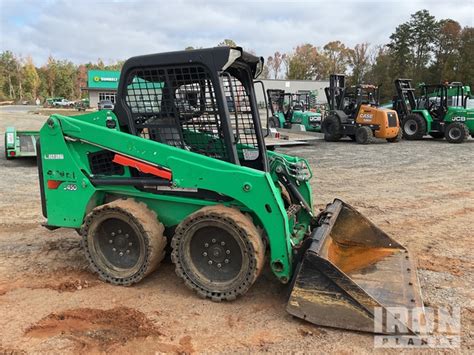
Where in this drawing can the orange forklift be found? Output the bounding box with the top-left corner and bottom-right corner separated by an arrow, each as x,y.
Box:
322,74 -> 401,144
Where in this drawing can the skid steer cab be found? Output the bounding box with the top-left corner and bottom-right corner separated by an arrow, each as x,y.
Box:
323,74 -> 401,144
37,47 -> 422,333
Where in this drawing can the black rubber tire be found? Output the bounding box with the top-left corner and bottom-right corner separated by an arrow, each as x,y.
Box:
268,116 -> 281,129
387,129 -> 402,143
402,114 -> 426,140
445,122 -> 469,144
355,126 -> 375,144
322,115 -> 342,142
429,132 -> 444,139
171,205 -> 265,301
81,199 -> 166,286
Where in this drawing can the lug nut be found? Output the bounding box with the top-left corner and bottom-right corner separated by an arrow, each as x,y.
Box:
204,243 -> 209,248
208,260 -> 213,265
112,248 -> 116,252
212,239 -> 216,243
125,234 -> 129,238
111,232 -> 115,237
109,240 -> 113,244
119,252 -> 123,256
226,250 -> 230,255
221,241 -> 225,246
217,263 -> 222,268
128,242 -> 132,246
224,259 -> 229,263
126,250 -> 130,254
203,252 -> 208,257
118,229 -> 122,234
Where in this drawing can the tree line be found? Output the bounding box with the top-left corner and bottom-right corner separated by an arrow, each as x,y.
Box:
263,10 -> 473,101
0,54 -> 123,102
0,10 -> 472,103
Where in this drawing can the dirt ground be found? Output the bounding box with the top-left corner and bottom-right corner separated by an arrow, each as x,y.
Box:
0,107 -> 473,354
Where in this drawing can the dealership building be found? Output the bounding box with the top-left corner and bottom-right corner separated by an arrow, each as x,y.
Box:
86,70 -> 328,108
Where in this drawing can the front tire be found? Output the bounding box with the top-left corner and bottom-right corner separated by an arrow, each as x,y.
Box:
322,115 -> 342,142
268,116 -> 281,129
445,122 -> 469,143
355,126 -> 374,144
402,114 -> 426,140
81,199 -> 166,286
171,205 -> 265,301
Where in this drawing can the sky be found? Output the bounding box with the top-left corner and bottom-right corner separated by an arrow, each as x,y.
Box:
0,0 -> 473,66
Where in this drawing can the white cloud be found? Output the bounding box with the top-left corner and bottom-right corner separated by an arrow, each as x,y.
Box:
0,0 -> 472,65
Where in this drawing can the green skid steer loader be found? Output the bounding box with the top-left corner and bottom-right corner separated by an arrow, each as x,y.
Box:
37,47 -> 423,333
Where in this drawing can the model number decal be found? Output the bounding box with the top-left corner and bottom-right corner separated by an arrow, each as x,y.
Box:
44,154 -> 64,160
64,184 -> 77,191
451,116 -> 466,122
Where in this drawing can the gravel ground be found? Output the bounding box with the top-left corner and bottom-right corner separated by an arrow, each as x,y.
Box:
0,107 -> 473,353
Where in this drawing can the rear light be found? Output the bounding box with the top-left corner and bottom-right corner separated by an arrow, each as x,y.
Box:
9,151 -> 15,157
47,180 -> 62,189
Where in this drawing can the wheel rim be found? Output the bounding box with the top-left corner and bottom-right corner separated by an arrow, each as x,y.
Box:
357,128 -> 366,141
184,220 -> 245,286
404,120 -> 418,135
94,217 -> 144,272
448,127 -> 462,140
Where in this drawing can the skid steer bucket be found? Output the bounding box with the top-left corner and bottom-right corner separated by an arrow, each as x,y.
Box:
287,199 -> 424,334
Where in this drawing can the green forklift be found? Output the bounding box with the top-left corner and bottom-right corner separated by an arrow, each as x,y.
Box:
267,89 -> 322,132
394,79 -> 474,143
37,47 -> 423,333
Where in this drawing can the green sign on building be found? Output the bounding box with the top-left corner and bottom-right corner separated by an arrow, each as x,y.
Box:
87,70 -> 121,90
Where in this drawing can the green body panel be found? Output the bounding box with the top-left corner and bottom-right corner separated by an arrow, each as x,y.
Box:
275,112 -> 286,127
412,107 -> 474,134
443,106 -> 474,132
291,110 -> 322,132
4,126 -> 39,158
39,111 -> 315,282
274,110 -> 322,132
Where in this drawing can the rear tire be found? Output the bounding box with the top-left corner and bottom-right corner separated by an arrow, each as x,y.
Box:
171,205 -> 265,301
355,126 -> 374,144
322,115 -> 342,142
445,122 -> 469,144
402,114 -> 426,140
268,116 -> 281,129
81,199 -> 166,286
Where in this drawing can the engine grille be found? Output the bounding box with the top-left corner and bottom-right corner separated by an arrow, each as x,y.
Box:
88,150 -> 124,176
